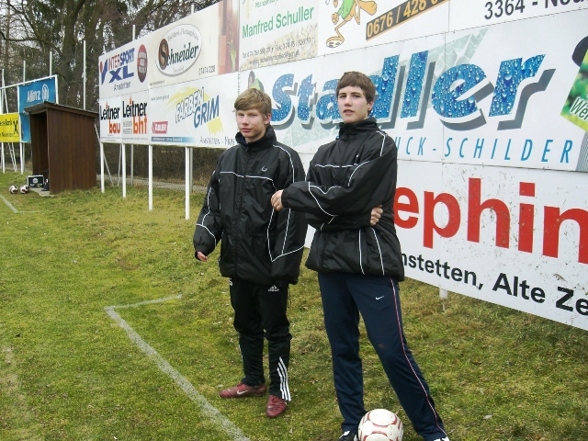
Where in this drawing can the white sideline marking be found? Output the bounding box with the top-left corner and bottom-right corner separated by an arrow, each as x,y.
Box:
0,194 -> 18,213
105,295 -> 250,441
0,194 -> 39,213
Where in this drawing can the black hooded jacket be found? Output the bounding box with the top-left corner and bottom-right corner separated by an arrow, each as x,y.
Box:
281,118 -> 404,280
193,125 -> 307,286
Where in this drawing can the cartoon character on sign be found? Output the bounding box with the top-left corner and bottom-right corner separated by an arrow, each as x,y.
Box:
326,0 -> 377,48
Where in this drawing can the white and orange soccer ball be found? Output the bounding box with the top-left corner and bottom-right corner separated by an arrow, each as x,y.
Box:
358,409 -> 404,441
8,185 -> 18,194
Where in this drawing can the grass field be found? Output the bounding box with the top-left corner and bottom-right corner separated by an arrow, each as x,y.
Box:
1,170 -> 587,441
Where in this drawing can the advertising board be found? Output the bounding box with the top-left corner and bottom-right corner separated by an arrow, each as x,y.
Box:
148,73 -> 238,147
17,76 -> 57,143
0,114 -> 20,142
98,39 -> 149,100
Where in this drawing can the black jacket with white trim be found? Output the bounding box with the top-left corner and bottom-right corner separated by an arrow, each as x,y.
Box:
281,118 -> 404,280
194,125 -> 307,286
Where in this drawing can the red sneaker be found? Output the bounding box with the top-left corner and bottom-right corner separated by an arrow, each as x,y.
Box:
266,394 -> 287,418
219,382 -> 267,398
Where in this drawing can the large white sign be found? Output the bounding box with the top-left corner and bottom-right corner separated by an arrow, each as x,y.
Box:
397,161 -> 588,330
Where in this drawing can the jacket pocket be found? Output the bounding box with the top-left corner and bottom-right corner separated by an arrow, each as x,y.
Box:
359,228 -> 385,276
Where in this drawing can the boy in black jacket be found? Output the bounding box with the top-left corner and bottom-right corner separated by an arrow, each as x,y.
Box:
194,88 -> 307,418
271,72 -> 449,441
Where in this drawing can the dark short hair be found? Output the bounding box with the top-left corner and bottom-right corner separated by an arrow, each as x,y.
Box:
336,71 -> 376,104
234,88 -> 272,115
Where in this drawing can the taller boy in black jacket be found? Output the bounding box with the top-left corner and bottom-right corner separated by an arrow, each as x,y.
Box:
271,72 -> 449,441
194,88 -> 307,418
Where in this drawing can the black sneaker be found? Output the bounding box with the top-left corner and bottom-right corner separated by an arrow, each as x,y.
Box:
338,431 -> 358,441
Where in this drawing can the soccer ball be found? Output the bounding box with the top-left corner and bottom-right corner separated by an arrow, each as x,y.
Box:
358,409 -> 404,441
19,185 -> 29,194
9,185 -> 18,194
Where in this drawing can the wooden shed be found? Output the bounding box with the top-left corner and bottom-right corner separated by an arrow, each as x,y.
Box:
25,102 -> 98,194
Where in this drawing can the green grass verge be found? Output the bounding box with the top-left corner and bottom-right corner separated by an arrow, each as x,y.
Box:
0,171 -> 587,441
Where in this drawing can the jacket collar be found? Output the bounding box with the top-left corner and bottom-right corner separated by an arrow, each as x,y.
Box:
338,117 -> 378,138
236,125 -> 277,151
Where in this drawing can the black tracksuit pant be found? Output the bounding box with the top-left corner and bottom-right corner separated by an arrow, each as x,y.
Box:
229,277 -> 291,400
318,273 -> 448,441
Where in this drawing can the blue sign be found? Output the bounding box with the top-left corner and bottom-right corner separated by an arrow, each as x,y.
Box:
18,77 -> 57,142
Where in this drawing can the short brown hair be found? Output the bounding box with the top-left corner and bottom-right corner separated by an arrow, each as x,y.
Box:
234,88 -> 272,115
336,71 -> 376,104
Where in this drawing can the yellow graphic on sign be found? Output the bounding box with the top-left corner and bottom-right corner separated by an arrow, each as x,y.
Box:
170,87 -> 223,135
0,113 -> 20,142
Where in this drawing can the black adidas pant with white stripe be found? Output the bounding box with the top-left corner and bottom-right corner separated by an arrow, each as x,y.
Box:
318,273 -> 447,441
229,278 -> 291,400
